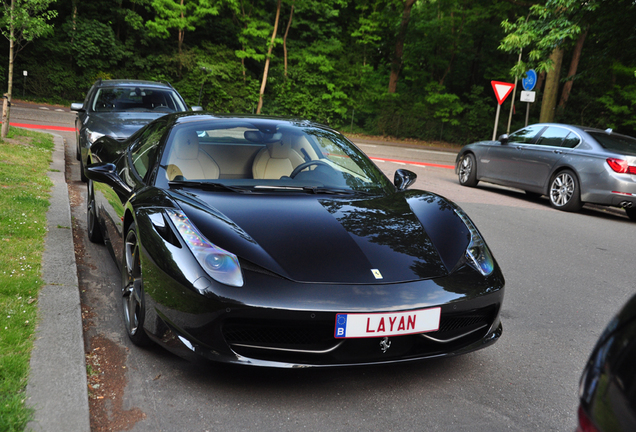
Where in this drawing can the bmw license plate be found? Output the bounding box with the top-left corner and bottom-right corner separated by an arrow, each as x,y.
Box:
334,307 -> 441,339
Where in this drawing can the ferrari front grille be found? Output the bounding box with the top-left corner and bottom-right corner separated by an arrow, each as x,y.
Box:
223,319 -> 338,353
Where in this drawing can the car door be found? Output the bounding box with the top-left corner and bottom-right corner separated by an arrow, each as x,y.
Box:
482,125 -> 545,184
515,126 -> 575,188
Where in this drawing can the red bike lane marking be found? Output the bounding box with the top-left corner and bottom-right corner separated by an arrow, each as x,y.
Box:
9,122 -> 75,132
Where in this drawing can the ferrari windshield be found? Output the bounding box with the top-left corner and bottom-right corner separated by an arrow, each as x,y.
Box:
157,120 -> 393,194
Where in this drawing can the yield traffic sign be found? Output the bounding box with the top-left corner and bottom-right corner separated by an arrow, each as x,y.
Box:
491,81 -> 515,105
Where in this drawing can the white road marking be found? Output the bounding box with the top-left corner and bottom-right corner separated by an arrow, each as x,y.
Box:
406,148 -> 456,156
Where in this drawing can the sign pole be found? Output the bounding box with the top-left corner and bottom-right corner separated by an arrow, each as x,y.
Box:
506,78 -> 518,134
492,104 -> 501,141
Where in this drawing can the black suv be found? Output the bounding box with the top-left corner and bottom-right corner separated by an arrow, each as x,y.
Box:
71,79 -> 201,181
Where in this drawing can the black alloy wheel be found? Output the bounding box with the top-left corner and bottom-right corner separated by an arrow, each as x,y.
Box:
86,179 -> 103,243
458,153 -> 478,187
122,223 -> 152,346
549,170 -> 582,212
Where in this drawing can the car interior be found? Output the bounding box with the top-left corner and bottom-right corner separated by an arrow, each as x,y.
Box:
165,127 -> 327,182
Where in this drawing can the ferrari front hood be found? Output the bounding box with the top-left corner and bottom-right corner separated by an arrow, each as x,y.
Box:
178,192 -> 450,284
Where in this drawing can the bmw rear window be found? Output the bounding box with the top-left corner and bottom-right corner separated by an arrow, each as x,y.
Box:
589,131 -> 636,155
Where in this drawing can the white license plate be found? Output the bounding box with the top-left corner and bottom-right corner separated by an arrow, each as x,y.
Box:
334,307 -> 441,339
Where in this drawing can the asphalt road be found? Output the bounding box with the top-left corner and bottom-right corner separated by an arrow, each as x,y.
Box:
16,104 -> 636,431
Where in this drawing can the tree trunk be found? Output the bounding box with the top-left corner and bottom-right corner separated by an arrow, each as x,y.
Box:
283,1 -> 294,78
1,0 -> 15,138
557,27 -> 588,114
388,0 -> 417,94
178,0 -> 185,56
539,46 -> 564,123
256,0 -> 281,114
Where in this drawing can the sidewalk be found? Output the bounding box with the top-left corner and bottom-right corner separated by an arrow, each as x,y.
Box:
25,134 -> 90,431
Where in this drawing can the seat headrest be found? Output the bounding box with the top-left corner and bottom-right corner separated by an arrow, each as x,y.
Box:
267,134 -> 293,159
172,129 -> 199,160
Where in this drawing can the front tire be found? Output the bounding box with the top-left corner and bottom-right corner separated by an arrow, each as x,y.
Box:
122,222 -> 152,347
458,153 -> 478,187
549,170 -> 582,212
86,180 -> 103,243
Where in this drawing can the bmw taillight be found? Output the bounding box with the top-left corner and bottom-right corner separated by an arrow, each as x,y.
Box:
577,405 -> 600,432
607,158 -> 636,174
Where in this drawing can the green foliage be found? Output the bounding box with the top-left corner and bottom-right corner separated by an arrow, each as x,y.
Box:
3,0 -> 636,144
499,0 -> 600,77
64,17 -> 123,70
0,128 -> 53,432
174,42 -> 258,112
460,86 -> 494,141
0,0 -> 57,54
424,82 -> 463,126
145,0 -> 227,44
594,64 -> 636,133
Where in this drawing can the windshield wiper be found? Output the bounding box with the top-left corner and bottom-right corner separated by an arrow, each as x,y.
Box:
168,180 -> 249,193
252,185 -> 356,194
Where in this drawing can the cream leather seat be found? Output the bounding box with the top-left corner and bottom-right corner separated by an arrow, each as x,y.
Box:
166,129 -> 220,180
252,135 -> 305,179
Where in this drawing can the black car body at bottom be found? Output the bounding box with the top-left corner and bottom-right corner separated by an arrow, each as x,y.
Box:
578,294 -> 636,431
85,113 -> 504,367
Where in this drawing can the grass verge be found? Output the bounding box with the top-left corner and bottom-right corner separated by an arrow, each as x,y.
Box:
0,127 -> 54,431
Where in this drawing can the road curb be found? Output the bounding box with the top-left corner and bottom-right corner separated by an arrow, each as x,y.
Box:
25,134 -> 90,431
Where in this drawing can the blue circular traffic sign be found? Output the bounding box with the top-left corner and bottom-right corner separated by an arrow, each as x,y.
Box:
522,70 -> 537,91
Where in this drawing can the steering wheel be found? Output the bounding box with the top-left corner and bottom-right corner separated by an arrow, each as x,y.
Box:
290,160 -> 334,178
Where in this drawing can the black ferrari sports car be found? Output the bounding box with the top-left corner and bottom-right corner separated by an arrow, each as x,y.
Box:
85,112 -> 505,367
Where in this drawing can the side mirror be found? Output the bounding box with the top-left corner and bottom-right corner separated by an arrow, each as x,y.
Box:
498,134 -> 509,145
70,102 -> 84,112
191,106 -> 203,112
394,169 -> 417,191
86,162 -> 132,194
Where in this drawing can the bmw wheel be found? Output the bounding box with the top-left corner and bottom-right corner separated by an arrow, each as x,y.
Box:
549,170 -> 582,212
458,153 -> 478,187
86,180 -> 103,243
122,223 -> 152,346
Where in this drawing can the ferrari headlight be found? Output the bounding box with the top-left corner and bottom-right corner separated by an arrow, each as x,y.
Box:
166,209 -> 243,287
87,130 -> 105,144
454,208 -> 494,276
